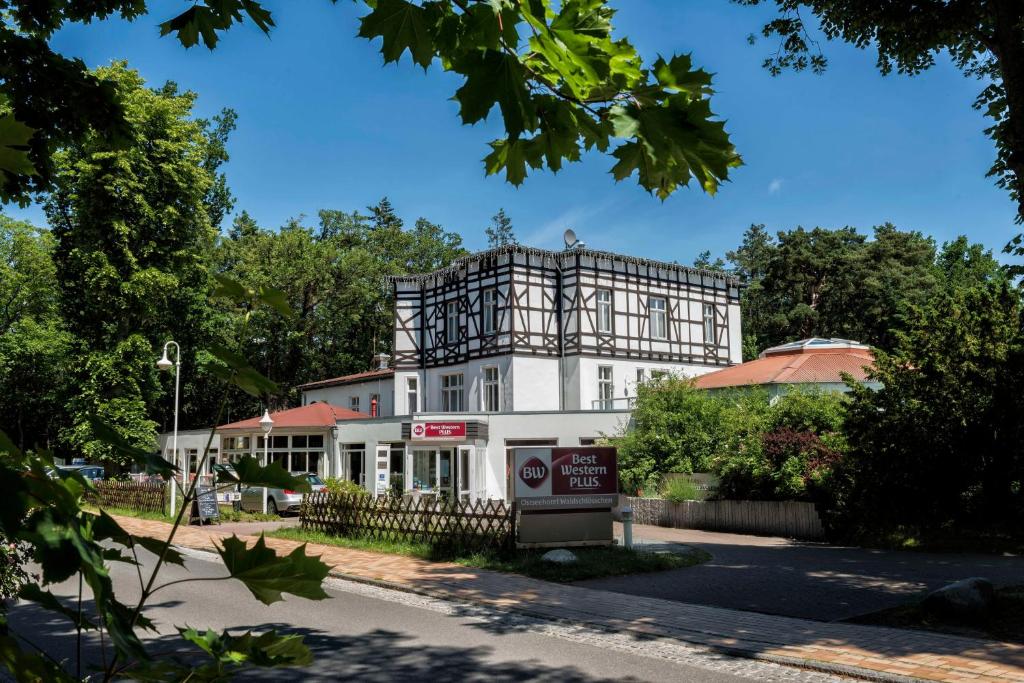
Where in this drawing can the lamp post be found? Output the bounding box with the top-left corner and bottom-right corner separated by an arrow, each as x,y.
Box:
157,341 -> 181,516
259,409 -> 273,514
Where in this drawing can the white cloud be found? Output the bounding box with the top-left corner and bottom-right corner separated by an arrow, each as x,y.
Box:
768,178 -> 784,195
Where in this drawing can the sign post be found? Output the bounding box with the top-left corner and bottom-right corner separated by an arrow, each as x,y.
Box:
513,446 -> 618,547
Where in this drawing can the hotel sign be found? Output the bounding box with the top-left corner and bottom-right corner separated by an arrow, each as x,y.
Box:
410,420 -> 467,441
514,447 -> 618,510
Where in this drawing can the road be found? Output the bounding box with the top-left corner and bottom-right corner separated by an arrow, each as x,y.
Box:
580,524 -> 1024,622
6,544 -> 845,682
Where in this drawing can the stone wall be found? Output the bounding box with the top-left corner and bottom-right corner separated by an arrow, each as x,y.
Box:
615,497 -> 825,540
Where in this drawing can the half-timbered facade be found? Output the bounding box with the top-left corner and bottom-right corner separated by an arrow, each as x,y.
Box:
388,244 -> 742,413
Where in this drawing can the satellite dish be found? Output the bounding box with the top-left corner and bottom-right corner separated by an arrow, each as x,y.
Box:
563,228 -> 578,249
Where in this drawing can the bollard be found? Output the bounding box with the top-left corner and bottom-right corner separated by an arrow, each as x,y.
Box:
622,506 -> 633,549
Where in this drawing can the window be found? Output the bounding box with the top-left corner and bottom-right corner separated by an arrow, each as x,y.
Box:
482,366 -> 500,412
369,393 -> 381,417
407,376 -> 418,413
292,435 -> 307,448
636,368 -> 645,384
482,288 -> 497,335
289,452 -> 307,474
350,396 -> 360,412
445,300 -> 459,343
596,289 -> 612,333
441,373 -> 464,412
649,296 -> 667,340
597,366 -> 614,409
651,370 -> 668,382
703,303 -> 716,344
308,435 -> 324,448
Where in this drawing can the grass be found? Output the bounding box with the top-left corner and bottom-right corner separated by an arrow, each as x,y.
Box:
266,526 -> 709,582
87,504 -> 279,524
848,585 -> 1024,644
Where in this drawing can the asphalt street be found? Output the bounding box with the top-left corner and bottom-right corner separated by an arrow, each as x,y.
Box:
6,544 -> 845,682
582,525 -> 1024,621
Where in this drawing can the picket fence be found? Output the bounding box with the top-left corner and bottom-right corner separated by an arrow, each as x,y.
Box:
301,491 -> 515,552
87,480 -> 166,515
616,496 -> 825,540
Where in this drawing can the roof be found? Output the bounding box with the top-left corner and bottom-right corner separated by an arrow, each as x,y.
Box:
693,339 -> 876,390
217,403 -> 368,431
389,244 -> 741,287
296,368 -> 395,391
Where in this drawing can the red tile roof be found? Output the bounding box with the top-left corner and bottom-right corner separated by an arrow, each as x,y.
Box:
694,342 -> 876,390
296,368 -> 395,391
217,403 -> 368,431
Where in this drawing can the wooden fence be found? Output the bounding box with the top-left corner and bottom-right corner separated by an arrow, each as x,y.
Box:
301,492 -> 515,552
86,481 -> 166,515
615,497 -> 825,540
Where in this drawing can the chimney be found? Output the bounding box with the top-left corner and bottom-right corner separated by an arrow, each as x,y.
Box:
373,352 -> 390,370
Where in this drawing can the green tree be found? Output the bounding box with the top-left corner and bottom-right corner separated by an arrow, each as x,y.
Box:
0,215 -> 72,451
485,208 -> 516,248
693,250 -> 726,271
733,224 -> 943,355
0,0 -> 738,205
838,280 -> 1024,540
44,63 -> 229,464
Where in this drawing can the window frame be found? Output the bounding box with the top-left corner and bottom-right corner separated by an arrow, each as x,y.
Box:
441,372 -> 465,412
597,365 -> 614,409
406,376 -> 418,413
596,289 -> 613,334
703,302 -> 717,344
349,395 -> 360,412
481,287 -> 498,336
482,365 -> 500,412
648,296 -> 668,340
445,300 -> 459,344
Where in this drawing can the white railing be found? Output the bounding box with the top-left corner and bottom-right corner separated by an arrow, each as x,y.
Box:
590,397 -> 636,411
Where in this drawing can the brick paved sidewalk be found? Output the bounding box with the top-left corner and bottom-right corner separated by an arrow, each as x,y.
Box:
113,515 -> 1024,683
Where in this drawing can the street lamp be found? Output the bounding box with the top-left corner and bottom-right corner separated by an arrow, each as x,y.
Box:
259,409 -> 273,514
157,341 -> 181,516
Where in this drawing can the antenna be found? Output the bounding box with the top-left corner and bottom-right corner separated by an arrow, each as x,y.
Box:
564,228 -> 584,250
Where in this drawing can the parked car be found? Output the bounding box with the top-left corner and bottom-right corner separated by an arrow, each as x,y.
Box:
56,464 -> 105,481
239,473 -> 325,515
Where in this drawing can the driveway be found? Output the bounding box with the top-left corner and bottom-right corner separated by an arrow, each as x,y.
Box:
574,523 -> 1024,622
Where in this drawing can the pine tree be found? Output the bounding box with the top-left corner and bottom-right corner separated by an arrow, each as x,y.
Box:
485,208 -> 516,248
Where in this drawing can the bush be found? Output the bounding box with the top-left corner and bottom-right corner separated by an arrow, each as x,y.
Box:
661,476 -> 701,502
0,534 -> 33,603
323,477 -> 369,496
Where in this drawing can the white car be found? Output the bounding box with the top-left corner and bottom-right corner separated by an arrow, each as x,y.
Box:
240,473 -> 325,515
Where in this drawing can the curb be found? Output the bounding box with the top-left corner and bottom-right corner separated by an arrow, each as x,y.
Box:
175,536 -> 925,683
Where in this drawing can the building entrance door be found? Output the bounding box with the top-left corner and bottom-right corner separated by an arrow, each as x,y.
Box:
411,447 -> 461,499
437,449 -> 454,499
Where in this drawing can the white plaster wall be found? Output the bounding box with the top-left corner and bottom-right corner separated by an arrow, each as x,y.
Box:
511,356 -> 561,411
574,357 -> 720,410
728,302 -> 743,364
420,356 -> 514,413
303,378 -> 396,417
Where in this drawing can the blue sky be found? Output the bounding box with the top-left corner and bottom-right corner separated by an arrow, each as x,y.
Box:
9,1 -> 1019,262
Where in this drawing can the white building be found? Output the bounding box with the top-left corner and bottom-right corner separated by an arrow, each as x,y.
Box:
164,243 -> 743,503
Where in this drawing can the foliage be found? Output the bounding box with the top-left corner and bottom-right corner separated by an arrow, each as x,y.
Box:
323,477 -> 370,497
0,535 -> 33,603
661,476 -> 701,503
485,208 -> 516,248
0,274 -> 331,681
41,63 -> 231,464
716,223 -> 1003,357
0,0 -> 738,205
618,376 -> 848,502
214,197 -> 467,413
832,280 -> 1024,541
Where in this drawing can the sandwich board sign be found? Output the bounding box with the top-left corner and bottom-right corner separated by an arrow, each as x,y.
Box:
513,446 -> 618,547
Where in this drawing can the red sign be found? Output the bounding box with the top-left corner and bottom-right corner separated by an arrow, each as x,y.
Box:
410,421 -> 466,441
550,447 -> 618,496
